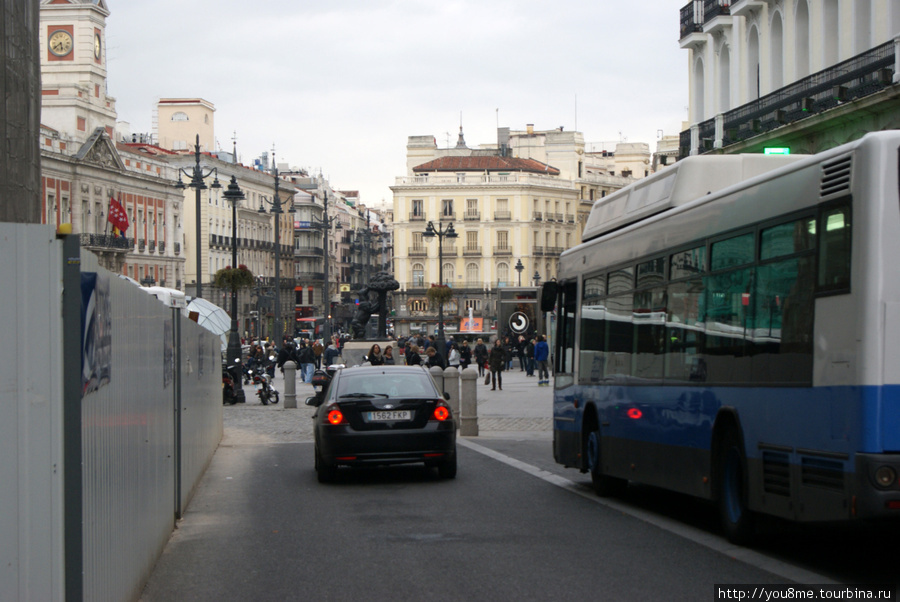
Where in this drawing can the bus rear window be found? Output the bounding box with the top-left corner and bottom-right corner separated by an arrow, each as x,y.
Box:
817,204 -> 851,293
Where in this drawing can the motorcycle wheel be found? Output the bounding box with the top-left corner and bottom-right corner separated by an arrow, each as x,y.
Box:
271,390 -> 280,404
259,390 -> 269,405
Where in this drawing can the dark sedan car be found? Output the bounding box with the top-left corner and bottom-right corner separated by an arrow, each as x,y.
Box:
306,365 -> 457,482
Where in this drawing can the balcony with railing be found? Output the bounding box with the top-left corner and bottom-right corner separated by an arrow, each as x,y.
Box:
464,211 -> 480,221
295,246 -> 324,257
138,239 -> 145,252
546,247 -> 565,255
409,211 -> 425,222
409,247 -> 428,257
296,272 -> 325,281
148,240 -> 156,253
79,234 -> 133,252
565,214 -> 575,223
533,246 -> 544,256
493,211 -> 511,221
533,211 -> 542,221
679,37 -> 895,158
158,240 -> 165,253
463,246 -> 482,256
493,246 -> 512,255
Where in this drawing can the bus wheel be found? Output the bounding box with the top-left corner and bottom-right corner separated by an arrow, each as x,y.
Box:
587,429 -> 626,497
718,429 -> 756,545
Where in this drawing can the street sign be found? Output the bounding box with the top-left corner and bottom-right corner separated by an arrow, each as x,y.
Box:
509,312 -> 529,334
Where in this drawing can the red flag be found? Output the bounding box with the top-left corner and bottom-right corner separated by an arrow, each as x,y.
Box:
107,198 -> 129,233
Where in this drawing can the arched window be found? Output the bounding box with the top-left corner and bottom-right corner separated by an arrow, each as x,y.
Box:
747,25 -> 760,99
692,56 -> 705,122
718,43 -> 731,113
794,0 -> 810,79
497,262 -> 509,286
466,262 -> 479,286
442,262 -> 454,285
412,263 -> 424,287
171,112 -> 189,121
770,11 -> 784,89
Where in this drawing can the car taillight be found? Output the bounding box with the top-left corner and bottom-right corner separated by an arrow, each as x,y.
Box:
326,408 -> 345,425
432,405 -> 450,421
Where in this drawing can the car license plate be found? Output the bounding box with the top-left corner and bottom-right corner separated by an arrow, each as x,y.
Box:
366,410 -> 411,422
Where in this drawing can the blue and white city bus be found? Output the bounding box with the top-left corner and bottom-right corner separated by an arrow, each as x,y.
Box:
546,131 -> 900,543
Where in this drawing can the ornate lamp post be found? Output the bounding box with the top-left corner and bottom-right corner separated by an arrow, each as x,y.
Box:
223,175 -> 246,403
422,220 -> 457,362
533,270 -> 541,287
515,258 -> 524,286
256,159 -> 293,347
175,134 -> 222,299
311,191 -> 342,344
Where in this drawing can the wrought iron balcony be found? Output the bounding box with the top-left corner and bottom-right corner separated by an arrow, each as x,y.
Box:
79,233 -> 133,252
409,212 -> 425,222
148,240 -> 156,253
533,212 -> 542,221
409,247 -> 428,257
493,246 -> 513,255
295,246 -> 324,256
494,211 -> 511,221
464,211 -> 480,221
158,241 -> 165,253
533,246 -> 544,256
463,246 -> 482,256
138,239 -> 145,252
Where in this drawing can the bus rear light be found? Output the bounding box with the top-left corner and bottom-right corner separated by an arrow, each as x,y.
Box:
887,500 -> 900,510
627,408 -> 643,420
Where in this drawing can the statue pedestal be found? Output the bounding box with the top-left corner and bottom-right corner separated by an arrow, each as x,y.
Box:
340,340 -> 393,367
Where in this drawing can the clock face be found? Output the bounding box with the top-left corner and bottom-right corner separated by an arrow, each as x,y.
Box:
94,33 -> 101,59
48,30 -> 73,57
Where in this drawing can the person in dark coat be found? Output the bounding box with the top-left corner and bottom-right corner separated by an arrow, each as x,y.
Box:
503,336 -> 515,371
473,338 -> 488,377
488,339 -> 506,391
406,344 -> 422,367
425,346 -> 446,369
459,340 -> 472,370
366,343 -> 385,365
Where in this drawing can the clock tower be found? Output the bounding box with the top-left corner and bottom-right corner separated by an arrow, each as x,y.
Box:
40,0 -> 116,145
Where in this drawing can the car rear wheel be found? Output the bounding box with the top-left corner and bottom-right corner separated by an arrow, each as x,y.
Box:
315,443 -> 336,483
437,452 -> 457,479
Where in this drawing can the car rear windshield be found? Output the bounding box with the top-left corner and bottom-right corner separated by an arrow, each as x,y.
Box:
337,373 -> 436,399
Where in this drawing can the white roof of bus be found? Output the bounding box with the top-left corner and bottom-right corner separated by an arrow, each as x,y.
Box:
581,154 -> 806,242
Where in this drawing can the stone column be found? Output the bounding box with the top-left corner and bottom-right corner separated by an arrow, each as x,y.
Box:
283,361 -> 297,408
429,365 -> 444,394
443,366 -> 459,419
460,368 -> 478,436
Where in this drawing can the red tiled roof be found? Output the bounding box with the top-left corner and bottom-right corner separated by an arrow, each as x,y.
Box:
412,155 -> 560,176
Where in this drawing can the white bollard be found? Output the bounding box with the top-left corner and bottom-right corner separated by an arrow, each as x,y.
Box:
284,361 -> 297,408
443,366 -> 460,419
429,365 -> 444,394
460,367 -> 478,436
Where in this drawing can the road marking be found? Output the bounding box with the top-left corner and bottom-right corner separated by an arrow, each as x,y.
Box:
459,438 -> 838,585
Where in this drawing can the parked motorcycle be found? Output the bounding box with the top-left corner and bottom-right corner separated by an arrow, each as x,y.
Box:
222,360 -> 239,405
249,357 -> 279,405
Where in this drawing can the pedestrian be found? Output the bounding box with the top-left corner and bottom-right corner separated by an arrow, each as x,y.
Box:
488,339 -> 505,391
517,335 -> 527,371
426,346 -> 446,369
406,344 -> 423,367
474,338 -> 488,377
312,339 -> 324,369
448,342 -> 460,368
535,334 -> 550,385
366,343 -> 385,365
298,340 -> 316,383
525,337 -> 536,376
383,345 -> 395,365
459,340 -> 471,370
323,338 -> 340,367
503,336 -> 514,371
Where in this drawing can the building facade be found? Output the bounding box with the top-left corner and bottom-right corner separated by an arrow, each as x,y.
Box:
679,0 -> 900,157
391,126 -> 646,338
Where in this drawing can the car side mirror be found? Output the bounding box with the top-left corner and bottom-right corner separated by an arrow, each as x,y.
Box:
443,392 -> 450,401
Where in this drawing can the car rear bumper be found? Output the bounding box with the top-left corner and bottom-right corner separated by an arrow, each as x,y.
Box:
318,421 -> 456,466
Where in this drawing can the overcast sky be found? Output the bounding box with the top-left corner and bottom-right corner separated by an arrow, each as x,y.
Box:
106,1 -> 689,206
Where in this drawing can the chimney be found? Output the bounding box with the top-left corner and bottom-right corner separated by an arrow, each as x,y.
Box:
526,124 -> 534,135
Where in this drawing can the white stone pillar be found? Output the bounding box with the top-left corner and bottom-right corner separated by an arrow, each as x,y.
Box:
443,366 -> 460,419
283,361 -> 297,408
460,368 -> 478,436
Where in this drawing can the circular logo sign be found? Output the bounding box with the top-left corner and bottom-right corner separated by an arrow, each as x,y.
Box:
509,312 -> 529,334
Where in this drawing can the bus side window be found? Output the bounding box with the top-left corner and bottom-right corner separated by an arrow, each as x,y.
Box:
817,203 -> 851,293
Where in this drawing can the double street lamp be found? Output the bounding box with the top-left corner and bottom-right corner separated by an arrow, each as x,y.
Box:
422,220 -> 457,362
256,159 -> 294,347
175,134 -> 222,299
223,175 -> 246,403
311,191 -> 342,344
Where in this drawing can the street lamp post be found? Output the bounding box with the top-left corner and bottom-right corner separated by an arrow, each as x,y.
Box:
515,259 -> 524,286
422,220 -> 457,362
175,134 -> 222,299
311,191 -> 342,344
256,159 -> 293,347
533,271 -> 541,287
223,175 -> 246,403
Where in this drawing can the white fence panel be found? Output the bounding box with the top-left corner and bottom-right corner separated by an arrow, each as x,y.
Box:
0,224 -> 65,602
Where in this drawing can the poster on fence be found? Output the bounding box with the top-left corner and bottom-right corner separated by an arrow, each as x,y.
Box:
81,272 -> 112,395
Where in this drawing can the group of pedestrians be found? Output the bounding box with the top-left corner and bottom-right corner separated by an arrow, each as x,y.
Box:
275,337 -> 323,383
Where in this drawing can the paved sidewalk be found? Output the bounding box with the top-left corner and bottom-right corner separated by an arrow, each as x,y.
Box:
222,365 -> 553,445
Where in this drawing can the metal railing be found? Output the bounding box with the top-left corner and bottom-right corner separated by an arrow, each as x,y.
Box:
493,246 -> 512,255
464,211 -> 480,221
533,212 -> 542,221
79,233 -> 133,251
138,239 -> 145,252
409,248 -> 428,257
494,211 -> 511,221
148,240 -> 156,253
409,212 -> 425,221
158,241 -> 165,253
533,246 -> 544,256
463,246 -> 482,256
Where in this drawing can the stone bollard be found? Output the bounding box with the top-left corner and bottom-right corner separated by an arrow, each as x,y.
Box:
284,361 -> 297,408
460,367 -> 478,436
443,366 -> 460,419
429,365 -> 444,395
